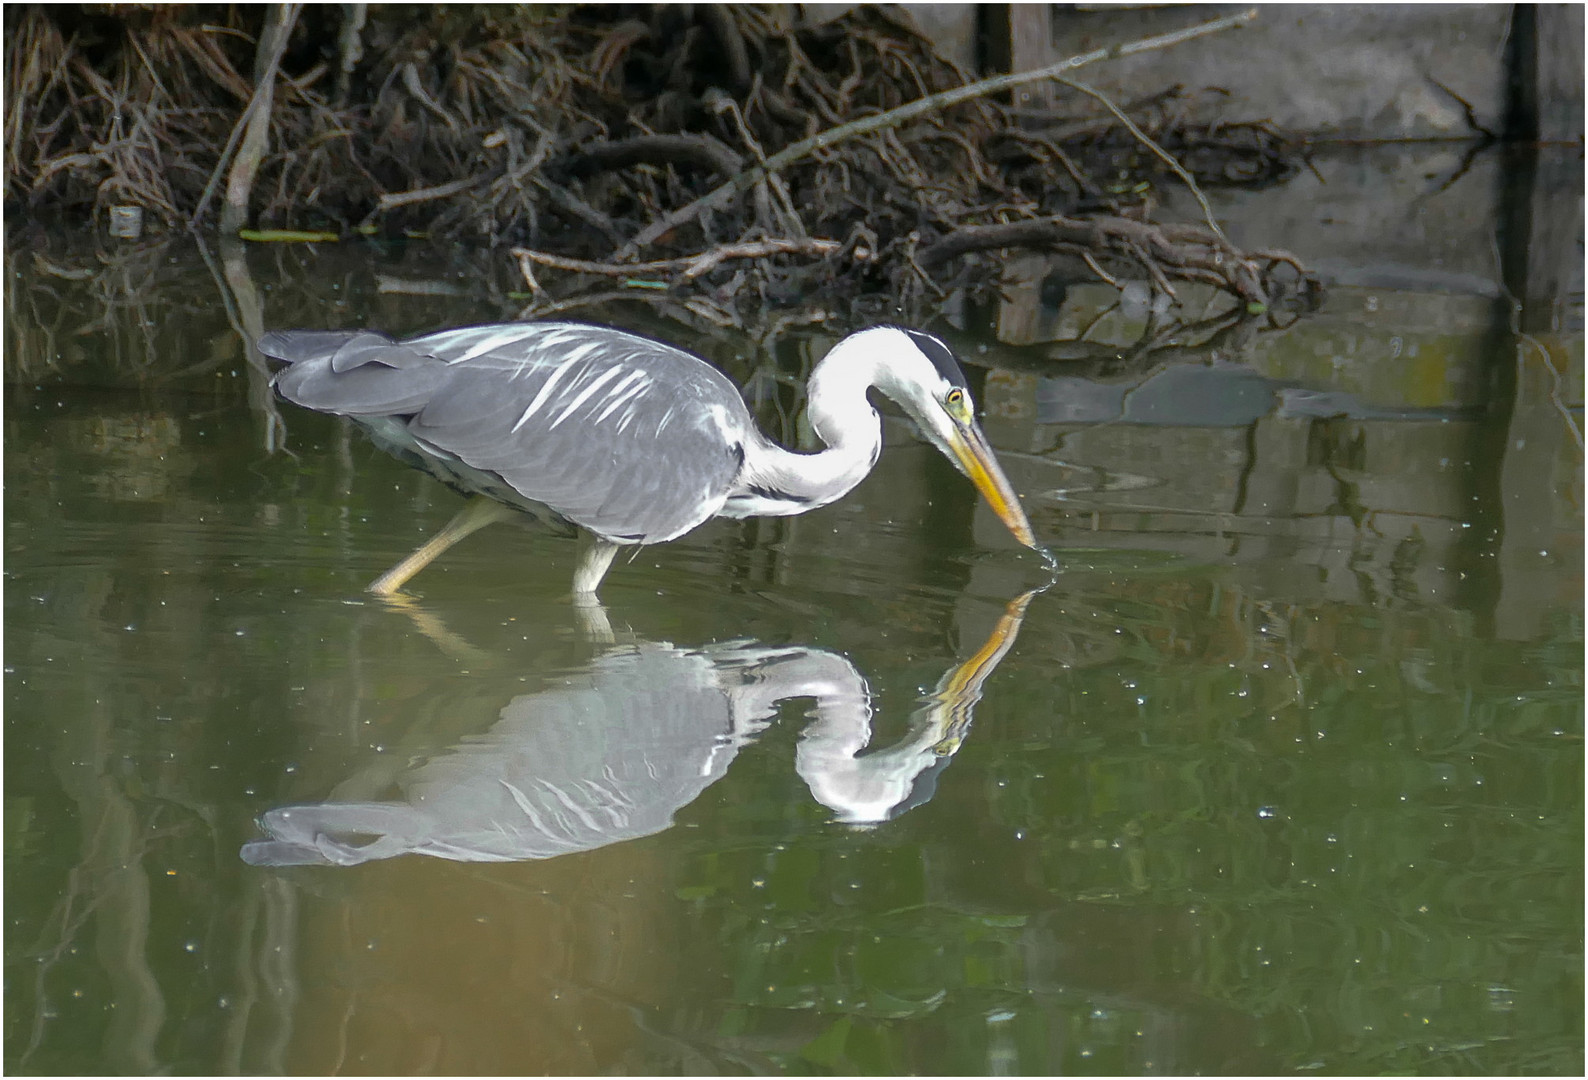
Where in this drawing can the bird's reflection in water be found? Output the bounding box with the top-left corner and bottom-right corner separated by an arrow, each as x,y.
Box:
241,589 -> 1038,867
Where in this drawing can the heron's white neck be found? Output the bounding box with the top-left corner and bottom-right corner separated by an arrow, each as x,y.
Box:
724,335 -> 887,518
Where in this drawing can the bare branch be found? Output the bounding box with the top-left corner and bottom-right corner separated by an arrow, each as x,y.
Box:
617,7 -> 1259,257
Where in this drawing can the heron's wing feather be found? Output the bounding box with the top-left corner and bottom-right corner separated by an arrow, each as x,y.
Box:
266,323 -> 751,544
265,329 -> 449,413
407,341 -> 747,543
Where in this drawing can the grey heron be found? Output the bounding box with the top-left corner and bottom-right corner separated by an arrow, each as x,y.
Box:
259,321 -> 1038,597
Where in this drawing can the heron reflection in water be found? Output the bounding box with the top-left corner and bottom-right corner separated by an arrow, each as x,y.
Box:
259,322 -> 1042,598
240,590 -> 1037,866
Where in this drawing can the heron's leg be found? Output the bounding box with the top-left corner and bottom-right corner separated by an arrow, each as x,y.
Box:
571,532 -> 621,598
367,496 -> 519,596
572,600 -> 616,645
375,593 -> 494,667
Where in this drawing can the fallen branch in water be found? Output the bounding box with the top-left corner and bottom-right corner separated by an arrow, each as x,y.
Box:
916,214 -> 1293,306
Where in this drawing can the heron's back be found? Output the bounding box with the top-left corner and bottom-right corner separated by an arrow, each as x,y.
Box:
261,322 -> 751,544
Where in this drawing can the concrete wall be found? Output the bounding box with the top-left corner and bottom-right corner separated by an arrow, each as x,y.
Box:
1037,4 -> 1515,139
972,135 -> 1584,642
894,3 -> 1584,143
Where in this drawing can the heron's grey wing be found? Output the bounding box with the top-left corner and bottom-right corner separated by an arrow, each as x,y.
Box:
263,329 -> 449,414
403,333 -> 751,543
264,322 -> 751,542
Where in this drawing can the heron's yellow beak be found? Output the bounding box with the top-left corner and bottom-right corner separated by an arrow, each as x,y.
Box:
945,420 -> 1037,549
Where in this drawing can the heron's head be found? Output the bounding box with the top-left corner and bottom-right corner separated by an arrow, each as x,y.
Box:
861,326 -> 1037,549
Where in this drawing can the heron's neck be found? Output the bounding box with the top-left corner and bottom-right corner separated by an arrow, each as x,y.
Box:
728,341 -> 884,517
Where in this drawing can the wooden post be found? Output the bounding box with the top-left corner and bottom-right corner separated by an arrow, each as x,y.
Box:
1533,4 -> 1584,143
1008,5 -> 1056,110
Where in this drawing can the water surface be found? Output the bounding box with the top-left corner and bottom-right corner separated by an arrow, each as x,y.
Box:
5,205 -> 1581,1074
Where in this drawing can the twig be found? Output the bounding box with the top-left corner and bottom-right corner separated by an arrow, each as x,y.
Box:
680,239 -> 836,278
1080,249 -> 1122,288
710,92 -> 805,237
334,4 -> 366,107
374,174 -> 486,213
616,7 -> 1258,257
1056,76 -> 1227,244
566,133 -> 744,177
532,176 -> 625,247
512,238 -> 841,284
399,61 -> 458,131
1130,239 -> 1181,300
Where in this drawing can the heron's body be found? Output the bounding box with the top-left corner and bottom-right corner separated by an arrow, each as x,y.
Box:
261,321 -> 1035,596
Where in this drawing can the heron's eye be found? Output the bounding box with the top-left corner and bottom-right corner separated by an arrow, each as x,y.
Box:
944,387 -> 970,418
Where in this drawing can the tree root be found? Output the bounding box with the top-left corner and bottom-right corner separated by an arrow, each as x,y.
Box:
5,4 -> 1321,324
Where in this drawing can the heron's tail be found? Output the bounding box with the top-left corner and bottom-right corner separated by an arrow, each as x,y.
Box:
259,330 -> 447,417
239,801 -> 431,866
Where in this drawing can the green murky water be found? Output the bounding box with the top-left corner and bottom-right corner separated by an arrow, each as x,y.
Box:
5,199 -> 1582,1074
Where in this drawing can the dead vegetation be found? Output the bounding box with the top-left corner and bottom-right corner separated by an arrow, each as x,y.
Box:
5,4 -> 1320,326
